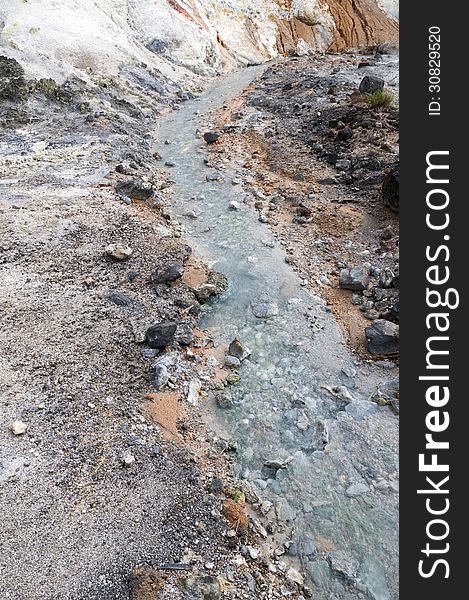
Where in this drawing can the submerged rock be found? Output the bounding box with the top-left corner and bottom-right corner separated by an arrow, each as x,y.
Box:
251,297 -> 279,319
227,338 -> 251,361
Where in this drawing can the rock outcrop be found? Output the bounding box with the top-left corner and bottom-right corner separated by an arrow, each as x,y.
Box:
0,1 -> 398,85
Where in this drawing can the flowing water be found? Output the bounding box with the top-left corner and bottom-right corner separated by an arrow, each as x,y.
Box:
156,64 -> 399,600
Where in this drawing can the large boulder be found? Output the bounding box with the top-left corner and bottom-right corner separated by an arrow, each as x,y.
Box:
339,266 -> 369,291
359,75 -> 385,95
365,319 -> 399,355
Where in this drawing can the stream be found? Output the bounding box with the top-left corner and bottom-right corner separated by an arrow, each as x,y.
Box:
156,62 -> 399,600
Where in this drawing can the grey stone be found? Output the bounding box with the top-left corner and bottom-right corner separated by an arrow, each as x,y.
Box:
150,263 -> 183,284
336,159 -> 351,171
339,266 -> 369,291
175,323 -> 194,346
359,75 -> 385,95
208,477 -> 224,494
153,364 -> 170,391
194,283 -> 218,302
227,338 -> 251,361
105,290 -> 132,306
225,356 -> 241,368
121,451 -> 136,467
365,319 -> 399,355
145,321 -> 177,348
115,179 -> 153,200
346,482 -> 369,497
215,392 -> 234,409
312,420 -> 329,450
203,131 -> 221,144
182,575 -> 221,599
105,243 -> 133,261
251,297 -> 279,318
379,267 -> 395,289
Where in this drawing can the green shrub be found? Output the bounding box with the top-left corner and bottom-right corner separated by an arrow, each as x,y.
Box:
364,89 -> 395,108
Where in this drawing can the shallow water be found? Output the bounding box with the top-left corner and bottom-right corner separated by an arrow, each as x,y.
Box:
156,62 -> 399,599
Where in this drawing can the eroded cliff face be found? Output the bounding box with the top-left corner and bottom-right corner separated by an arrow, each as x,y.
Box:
0,0 -> 398,85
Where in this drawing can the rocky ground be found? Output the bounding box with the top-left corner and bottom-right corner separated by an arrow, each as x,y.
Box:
1,48 -> 399,600
0,57 -> 311,599
206,49 -> 399,367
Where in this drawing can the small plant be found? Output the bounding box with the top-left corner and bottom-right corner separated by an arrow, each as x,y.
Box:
364,89 -> 395,108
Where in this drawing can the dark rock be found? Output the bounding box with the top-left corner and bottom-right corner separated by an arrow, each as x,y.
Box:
115,179 -> 154,200
215,392 -> 234,409
203,131 -> 221,144
129,564 -> 164,600
177,90 -> 196,101
105,290 -> 132,306
35,78 -> 72,103
336,159 -> 351,171
359,75 -> 385,95
296,204 -> 312,217
337,127 -> 353,142
150,263 -> 183,284
379,268 -> 395,289
0,56 -> 28,102
208,477 -> 224,494
145,322 -> 177,348
365,319 -> 399,356
381,168 -> 399,212
339,266 -> 369,291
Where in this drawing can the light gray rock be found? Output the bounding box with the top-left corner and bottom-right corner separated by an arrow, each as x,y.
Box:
336,159 -> 351,171
10,420 -> 27,436
346,482 -> 369,497
105,243 -> 133,261
251,298 -> 279,318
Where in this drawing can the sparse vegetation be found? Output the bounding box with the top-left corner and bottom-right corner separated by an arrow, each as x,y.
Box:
364,89 -> 395,108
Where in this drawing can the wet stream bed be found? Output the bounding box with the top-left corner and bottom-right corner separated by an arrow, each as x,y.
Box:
156,59 -> 398,600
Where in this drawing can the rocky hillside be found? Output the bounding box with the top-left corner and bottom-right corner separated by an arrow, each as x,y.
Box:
1,0 -> 398,85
